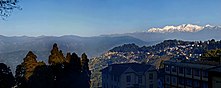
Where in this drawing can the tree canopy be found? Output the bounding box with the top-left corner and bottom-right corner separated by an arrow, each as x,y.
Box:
0,0 -> 20,19
0,63 -> 15,88
201,49 -> 221,62
14,43 -> 91,88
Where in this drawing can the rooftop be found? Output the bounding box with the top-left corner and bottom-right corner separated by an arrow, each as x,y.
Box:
164,61 -> 216,70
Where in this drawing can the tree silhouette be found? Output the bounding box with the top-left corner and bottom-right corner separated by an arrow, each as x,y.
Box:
15,51 -> 46,88
81,53 -> 91,88
15,64 -> 28,88
22,51 -> 45,80
12,43 -> 91,88
57,52 -> 80,87
0,63 -> 15,88
48,43 -> 65,65
65,52 -> 72,63
28,65 -> 54,88
71,52 -> 82,72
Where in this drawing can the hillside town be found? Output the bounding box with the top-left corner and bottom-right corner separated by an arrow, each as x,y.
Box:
90,39 -> 221,88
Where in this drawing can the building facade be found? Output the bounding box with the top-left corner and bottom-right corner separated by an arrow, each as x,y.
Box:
164,61 -> 216,88
208,66 -> 221,88
102,63 -> 157,88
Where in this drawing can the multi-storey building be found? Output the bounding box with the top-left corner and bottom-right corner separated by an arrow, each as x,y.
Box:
208,66 -> 221,88
102,63 -> 157,88
164,61 -> 216,88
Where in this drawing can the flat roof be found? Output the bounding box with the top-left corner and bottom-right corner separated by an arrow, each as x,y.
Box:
164,61 -> 216,70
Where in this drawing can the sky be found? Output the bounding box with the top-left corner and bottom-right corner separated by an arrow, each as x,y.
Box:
0,0 -> 221,37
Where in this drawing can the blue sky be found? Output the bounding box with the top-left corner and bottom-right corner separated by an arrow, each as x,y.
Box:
0,0 -> 221,37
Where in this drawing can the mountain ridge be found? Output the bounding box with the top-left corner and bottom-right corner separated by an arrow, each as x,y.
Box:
147,24 -> 219,33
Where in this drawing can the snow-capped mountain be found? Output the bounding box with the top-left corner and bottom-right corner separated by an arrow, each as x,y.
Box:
147,24 -> 218,33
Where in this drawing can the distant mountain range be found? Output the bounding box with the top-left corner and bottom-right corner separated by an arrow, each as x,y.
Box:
109,24 -> 221,42
0,24 -> 221,71
0,35 -> 147,71
148,24 -> 205,33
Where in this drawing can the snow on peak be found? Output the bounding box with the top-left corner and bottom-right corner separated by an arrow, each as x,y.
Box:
205,24 -> 213,27
148,24 -> 204,33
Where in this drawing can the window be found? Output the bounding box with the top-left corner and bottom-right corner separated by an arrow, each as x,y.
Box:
194,69 -> 200,76
149,84 -> 153,88
107,74 -> 108,79
165,85 -> 170,88
186,79 -> 192,86
126,75 -> 131,82
171,66 -> 176,72
165,75 -> 170,84
202,81 -> 208,88
138,75 -> 142,83
186,68 -> 192,75
194,80 -> 200,88
179,67 -> 184,74
202,71 -> 208,78
172,76 -> 177,84
165,65 -> 170,71
149,73 -> 153,80
114,76 -> 117,81
178,77 -> 185,85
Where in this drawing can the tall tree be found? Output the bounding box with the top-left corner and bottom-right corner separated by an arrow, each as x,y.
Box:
15,51 -> 46,88
71,52 -> 82,72
0,63 -> 15,88
22,51 -> 45,80
81,53 -> 91,76
28,65 -> 54,88
81,53 -> 91,88
65,52 -> 71,63
15,64 -> 27,88
48,43 -> 65,65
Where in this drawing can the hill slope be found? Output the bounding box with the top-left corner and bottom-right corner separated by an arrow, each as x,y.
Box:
0,35 -> 147,71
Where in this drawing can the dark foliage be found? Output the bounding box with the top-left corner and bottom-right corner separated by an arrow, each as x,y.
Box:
201,49 -> 221,62
28,65 -> 54,88
0,0 -> 20,19
15,64 -> 28,88
0,63 -> 15,88
0,43 -> 91,88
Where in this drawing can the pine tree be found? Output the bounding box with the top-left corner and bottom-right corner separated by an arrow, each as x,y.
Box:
71,53 -> 82,72
15,64 -> 27,88
65,52 -> 71,63
22,51 -> 42,80
48,43 -> 65,65
81,53 -> 91,88
17,51 -> 46,80
81,53 -> 90,75
0,63 -> 15,88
